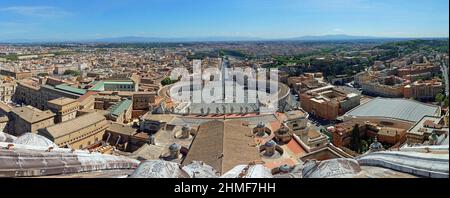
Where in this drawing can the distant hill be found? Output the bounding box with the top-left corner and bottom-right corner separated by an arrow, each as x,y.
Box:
90,34 -> 426,43
286,34 -> 387,41
1,34 -> 446,43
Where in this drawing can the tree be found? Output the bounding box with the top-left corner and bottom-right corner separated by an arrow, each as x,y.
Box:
161,77 -> 179,86
37,73 -> 48,77
435,93 -> 445,103
350,124 -> 362,153
63,69 -> 80,76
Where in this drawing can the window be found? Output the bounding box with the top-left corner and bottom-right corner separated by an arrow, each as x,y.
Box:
79,145 -> 83,149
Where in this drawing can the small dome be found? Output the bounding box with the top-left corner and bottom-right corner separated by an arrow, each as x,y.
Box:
13,133 -> 58,148
182,125 -> 190,131
278,125 -> 290,134
279,164 -> 291,173
169,143 -> 180,151
257,122 -> 265,128
265,140 -> 276,147
369,137 -> 383,151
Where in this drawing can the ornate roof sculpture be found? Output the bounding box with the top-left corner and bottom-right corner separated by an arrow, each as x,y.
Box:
220,163 -> 272,178
302,158 -> 362,178
182,161 -> 219,178
129,160 -> 219,178
129,160 -> 190,178
272,164 -> 303,178
0,140 -> 139,177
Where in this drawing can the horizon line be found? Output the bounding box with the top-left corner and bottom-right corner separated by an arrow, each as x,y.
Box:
1,34 -> 449,44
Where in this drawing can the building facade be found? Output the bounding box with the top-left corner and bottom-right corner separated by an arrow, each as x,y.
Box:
0,82 -> 16,103
132,92 -> 156,110
9,106 -> 55,136
404,79 -> 444,100
406,116 -> 448,145
38,112 -> 109,149
329,119 -> 406,150
0,70 -> 32,80
14,82 -> 85,110
47,97 -> 80,123
284,110 -> 309,136
300,86 -> 360,120
107,99 -> 133,124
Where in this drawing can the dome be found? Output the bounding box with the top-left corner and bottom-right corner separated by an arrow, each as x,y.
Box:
169,143 -> 180,151
370,141 -> 383,149
278,125 -> 290,134
279,164 -> 291,173
369,137 -> 383,151
256,122 -> 265,128
182,125 -> 190,131
13,133 -> 58,148
265,140 -> 276,147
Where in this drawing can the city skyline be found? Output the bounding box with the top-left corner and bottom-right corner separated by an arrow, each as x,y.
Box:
0,0 -> 449,41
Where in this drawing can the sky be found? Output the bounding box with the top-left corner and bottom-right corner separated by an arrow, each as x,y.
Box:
0,0 -> 448,41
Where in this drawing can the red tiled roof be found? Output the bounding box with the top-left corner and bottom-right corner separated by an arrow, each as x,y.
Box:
286,139 -> 306,156
77,91 -> 97,102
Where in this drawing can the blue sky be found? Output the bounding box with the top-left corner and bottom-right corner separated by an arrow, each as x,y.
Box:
0,0 -> 448,40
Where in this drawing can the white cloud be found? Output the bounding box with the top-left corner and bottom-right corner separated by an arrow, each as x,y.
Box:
0,6 -> 71,18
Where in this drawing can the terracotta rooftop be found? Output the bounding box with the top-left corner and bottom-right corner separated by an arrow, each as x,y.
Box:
11,106 -> 54,123
48,97 -> 77,106
106,123 -> 137,136
285,110 -> 308,120
41,112 -> 107,139
77,91 -> 97,103
141,113 -> 175,123
308,128 -> 322,139
182,120 -> 261,174
0,102 -> 13,114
